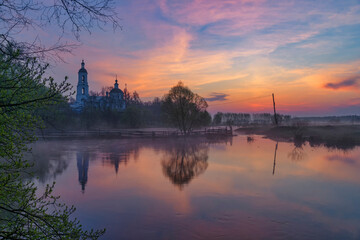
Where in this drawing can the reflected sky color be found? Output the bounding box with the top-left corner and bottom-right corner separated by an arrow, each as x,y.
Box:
22,0 -> 360,116
30,136 -> 360,239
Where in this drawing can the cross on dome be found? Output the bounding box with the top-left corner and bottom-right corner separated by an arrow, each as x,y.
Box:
114,75 -> 119,89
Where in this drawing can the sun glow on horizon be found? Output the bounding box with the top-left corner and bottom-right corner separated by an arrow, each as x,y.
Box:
46,0 -> 360,116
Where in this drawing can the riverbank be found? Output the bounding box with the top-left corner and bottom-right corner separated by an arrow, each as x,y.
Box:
36,127 -> 235,140
236,125 -> 360,150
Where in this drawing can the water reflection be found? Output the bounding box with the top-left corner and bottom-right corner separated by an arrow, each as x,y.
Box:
288,145 -> 307,161
29,136 -> 360,239
161,140 -> 209,189
272,142 -> 278,175
102,152 -> 130,174
301,135 -> 357,151
30,138 -> 231,191
28,143 -> 72,183
287,137 -> 307,161
326,154 -> 357,165
77,152 -> 89,193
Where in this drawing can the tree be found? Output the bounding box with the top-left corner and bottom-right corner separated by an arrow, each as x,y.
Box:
100,86 -> 113,96
162,82 -> 209,134
0,51 -> 104,239
198,110 -> 212,127
123,86 -> 131,106
0,0 -> 120,238
121,105 -> 143,128
131,91 -> 141,105
213,112 -> 223,125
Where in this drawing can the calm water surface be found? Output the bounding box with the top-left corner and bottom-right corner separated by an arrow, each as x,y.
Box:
30,135 -> 360,239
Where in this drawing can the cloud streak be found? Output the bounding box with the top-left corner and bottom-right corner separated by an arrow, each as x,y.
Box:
324,77 -> 359,90
205,92 -> 229,102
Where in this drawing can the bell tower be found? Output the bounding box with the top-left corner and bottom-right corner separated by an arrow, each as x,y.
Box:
76,60 -> 89,103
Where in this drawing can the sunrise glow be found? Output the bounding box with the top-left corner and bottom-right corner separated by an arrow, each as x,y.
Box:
44,0 -> 360,116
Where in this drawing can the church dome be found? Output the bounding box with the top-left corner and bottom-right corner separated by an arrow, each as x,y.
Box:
110,88 -> 123,94
78,68 -> 87,73
110,79 -> 123,95
78,60 -> 87,73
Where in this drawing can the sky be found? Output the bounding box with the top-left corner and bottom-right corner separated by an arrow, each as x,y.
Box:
33,0 -> 360,116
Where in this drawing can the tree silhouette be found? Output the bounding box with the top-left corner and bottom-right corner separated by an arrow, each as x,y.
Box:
162,82 -> 209,134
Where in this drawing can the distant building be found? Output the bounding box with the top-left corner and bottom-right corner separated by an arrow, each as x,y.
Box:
76,60 -> 89,104
71,60 -> 126,111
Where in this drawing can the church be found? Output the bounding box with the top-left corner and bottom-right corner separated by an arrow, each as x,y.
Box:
71,60 -> 126,111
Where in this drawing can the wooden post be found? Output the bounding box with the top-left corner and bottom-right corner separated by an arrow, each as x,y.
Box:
272,93 -> 278,125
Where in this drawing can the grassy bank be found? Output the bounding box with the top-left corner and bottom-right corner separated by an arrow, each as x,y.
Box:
236,125 -> 360,150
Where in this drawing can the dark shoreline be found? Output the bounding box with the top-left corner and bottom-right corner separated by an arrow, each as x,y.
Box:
236,125 -> 360,150
36,128 -> 235,141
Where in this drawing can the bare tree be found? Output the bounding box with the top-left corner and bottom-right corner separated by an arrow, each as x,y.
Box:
100,86 -> 113,96
123,86 -> 131,105
0,0 -> 120,61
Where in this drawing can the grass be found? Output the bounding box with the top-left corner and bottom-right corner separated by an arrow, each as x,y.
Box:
236,124 -> 360,150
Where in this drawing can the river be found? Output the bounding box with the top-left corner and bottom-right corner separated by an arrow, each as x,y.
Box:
29,135 -> 360,239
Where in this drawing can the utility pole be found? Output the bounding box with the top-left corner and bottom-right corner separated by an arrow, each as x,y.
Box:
272,93 -> 278,125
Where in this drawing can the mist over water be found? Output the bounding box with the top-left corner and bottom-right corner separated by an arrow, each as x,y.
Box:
29,136 -> 360,239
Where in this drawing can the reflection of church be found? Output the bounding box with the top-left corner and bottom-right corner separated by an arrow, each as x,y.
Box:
71,60 -> 126,111
102,152 -> 130,174
77,152 -> 89,193
76,150 -> 131,193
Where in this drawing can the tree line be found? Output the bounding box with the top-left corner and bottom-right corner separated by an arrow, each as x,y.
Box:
212,112 -> 292,126
42,82 -> 212,133
40,82 -> 295,132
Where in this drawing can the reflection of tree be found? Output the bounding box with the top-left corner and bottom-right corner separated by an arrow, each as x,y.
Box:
28,143 -> 71,183
161,141 -> 209,189
288,146 -> 306,161
28,137 -> 231,193
288,137 -> 307,161
77,152 -> 89,193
